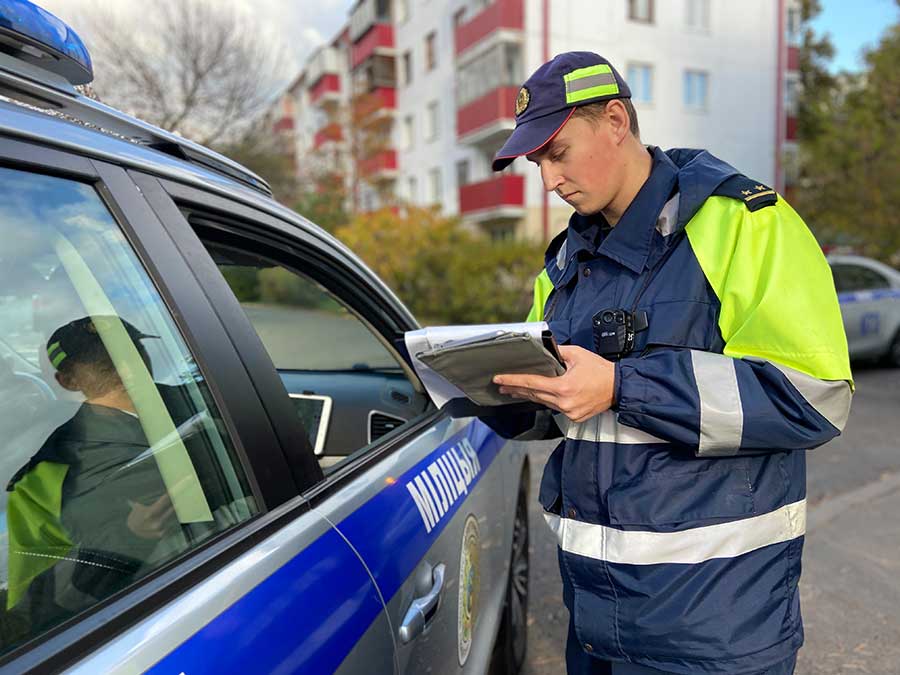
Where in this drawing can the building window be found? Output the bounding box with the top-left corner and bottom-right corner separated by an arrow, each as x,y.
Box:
402,50 -> 413,86
491,225 -> 516,241
456,43 -> 523,108
685,0 -> 710,31
425,100 -> 439,141
407,176 -> 418,202
782,146 -> 800,187
396,0 -> 410,23
626,63 -> 653,104
401,114 -> 414,150
425,31 -> 437,71
786,5 -> 802,44
784,76 -> 799,116
628,0 -> 654,23
428,168 -> 442,204
456,159 -> 470,188
683,70 -> 708,110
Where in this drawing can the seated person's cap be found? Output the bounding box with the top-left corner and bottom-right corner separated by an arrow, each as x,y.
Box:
492,51 -> 631,172
47,316 -> 158,370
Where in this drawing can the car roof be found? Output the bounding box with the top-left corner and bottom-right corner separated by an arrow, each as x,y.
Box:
827,254 -> 900,283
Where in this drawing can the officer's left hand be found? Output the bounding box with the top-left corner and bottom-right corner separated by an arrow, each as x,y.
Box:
493,345 -> 615,423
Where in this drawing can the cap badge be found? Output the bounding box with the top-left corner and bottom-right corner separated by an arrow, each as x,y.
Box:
515,87 -> 530,116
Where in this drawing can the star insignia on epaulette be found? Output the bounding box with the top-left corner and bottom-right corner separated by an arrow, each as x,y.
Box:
712,174 -> 778,212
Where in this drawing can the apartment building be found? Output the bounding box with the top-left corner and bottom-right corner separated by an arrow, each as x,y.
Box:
271,0 -> 800,241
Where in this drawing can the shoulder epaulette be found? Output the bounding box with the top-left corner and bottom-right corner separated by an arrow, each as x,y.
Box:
712,174 -> 778,212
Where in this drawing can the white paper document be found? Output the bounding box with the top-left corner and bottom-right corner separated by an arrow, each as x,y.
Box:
405,322 -> 552,408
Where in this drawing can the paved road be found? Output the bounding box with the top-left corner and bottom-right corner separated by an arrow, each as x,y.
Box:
521,366 -> 900,675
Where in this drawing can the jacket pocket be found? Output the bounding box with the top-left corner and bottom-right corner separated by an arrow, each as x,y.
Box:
635,300 -> 718,352
607,464 -> 754,526
538,441 -> 565,514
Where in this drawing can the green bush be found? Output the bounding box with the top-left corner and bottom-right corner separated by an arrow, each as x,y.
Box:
336,207 -> 544,324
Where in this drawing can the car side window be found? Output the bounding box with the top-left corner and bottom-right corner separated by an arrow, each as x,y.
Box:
200,240 -> 430,471
831,263 -> 890,293
0,169 -> 257,655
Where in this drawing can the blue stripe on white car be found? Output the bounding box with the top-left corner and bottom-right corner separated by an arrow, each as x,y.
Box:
145,420 -> 503,674
838,288 -> 900,304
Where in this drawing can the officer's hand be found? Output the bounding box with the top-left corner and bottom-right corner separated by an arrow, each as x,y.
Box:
127,493 -> 176,540
493,345 -> 615,423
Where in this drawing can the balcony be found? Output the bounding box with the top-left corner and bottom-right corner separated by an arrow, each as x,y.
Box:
307,46 -> 340,84
455,0 -> 524,58
786,115 -> 798,142
353,86 -> 396,126
787,46 -> 799,72
351,23 -> 394,70
273,116 -> 295,134
310,73 -> 341,105
457,86 -> 518,147
359,149 -> 398,181
314,122 -> 343,149
459,174 -> 525,222
350,0 -> 390,42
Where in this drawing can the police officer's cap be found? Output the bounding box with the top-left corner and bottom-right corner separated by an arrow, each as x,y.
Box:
492,52 -> 631,172
47,316 -> 157,370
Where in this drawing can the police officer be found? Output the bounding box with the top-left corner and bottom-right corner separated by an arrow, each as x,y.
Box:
6,316 -> 176,627
491,52 -> 853,675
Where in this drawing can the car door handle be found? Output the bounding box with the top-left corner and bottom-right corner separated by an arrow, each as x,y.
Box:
398,563 -> 446,644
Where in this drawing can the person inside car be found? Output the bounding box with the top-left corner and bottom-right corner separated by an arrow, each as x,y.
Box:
5,316 -> 177,629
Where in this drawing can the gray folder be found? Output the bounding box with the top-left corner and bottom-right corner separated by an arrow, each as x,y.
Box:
416,331 -> 566,406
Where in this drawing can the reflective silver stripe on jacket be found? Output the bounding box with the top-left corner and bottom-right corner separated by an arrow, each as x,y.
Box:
691,350 -> 743,456
544,499 -> 806,565
561,411 -> 668,445
770,362 -> 852,431
691,351 -> 853,456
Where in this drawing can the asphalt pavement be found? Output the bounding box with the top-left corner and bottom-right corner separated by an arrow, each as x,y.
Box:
520,366 -> 900,675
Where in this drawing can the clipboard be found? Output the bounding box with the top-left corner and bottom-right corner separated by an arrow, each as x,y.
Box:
416,330 -> 565,406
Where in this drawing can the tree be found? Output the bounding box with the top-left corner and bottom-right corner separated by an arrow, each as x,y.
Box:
794,4 -> 900,261
291,184 -> 351,234
214,121 -> 300,202
795,0 -> 838,141
81,0 -> 285,145
336,208 -> 544,324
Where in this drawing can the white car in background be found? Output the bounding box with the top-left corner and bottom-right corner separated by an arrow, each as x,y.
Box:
829,254 -> 900,366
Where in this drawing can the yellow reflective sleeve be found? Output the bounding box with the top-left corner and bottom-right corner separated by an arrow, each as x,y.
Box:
526,269 -> 554,322
685,196 -> 853,384
6,461 -> 73,608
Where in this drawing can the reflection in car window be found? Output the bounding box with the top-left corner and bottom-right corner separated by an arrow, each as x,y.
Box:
831,264 -> 890,293
0,169 -> 257,654
203,241 -> 428,469
208,246 -> 399,372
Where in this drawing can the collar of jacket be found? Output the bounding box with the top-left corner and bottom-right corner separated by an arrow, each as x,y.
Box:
543,146 -> 741,288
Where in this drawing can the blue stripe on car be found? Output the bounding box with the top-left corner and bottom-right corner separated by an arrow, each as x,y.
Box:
146,419 -> 502,674
145,526 -> 382,675
839,288 -> 900,304
338,418 -> 505,602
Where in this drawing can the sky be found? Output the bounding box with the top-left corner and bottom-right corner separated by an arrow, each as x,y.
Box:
39,0 -> 900,80
812,0 -> 898,72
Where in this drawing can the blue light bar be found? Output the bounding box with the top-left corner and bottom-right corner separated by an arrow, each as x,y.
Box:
0,0 -> 92,85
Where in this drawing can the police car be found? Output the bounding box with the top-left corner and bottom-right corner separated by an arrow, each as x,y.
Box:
829,254 -> 900,366
0,3 -> 530,673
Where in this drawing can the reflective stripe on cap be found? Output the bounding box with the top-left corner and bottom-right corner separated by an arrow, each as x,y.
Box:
564,64 -> 619,104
